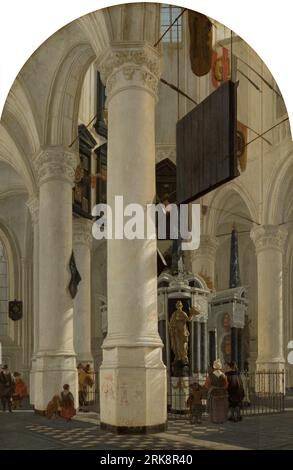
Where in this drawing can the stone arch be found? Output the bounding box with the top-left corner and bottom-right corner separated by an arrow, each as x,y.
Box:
3,76 -> 41,156
0,122 -> 37,197
44,9 -> 115,148
204,181 -> 258,236
264,148 -> 293,225
45,43 -> 96,147
0,221 -> 22,301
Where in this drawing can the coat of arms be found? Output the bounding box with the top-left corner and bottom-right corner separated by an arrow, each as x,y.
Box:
8,300 -> 23,321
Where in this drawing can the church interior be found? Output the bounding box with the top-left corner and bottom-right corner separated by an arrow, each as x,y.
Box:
0,3 -> 292,433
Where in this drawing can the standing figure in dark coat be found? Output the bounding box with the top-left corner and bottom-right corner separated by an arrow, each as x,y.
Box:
226,362 -> 245,422
205,359 -> 228,424
0,365 -> 15,412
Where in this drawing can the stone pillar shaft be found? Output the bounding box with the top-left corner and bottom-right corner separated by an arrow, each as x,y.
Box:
200,322 -> 207,373
73,218 -> 93,366
98,42 -> 166,432
209,330 -> 216,367
33,147 -> 78,411
251,225 -> 287,374
193,321 -> 201,373
26,196 -> 39,405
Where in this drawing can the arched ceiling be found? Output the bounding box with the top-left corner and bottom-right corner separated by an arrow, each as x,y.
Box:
0,161 -> 27,198
0,4 -> 160,193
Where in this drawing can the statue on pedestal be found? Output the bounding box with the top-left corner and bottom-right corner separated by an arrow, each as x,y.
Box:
169,301 -> 200,375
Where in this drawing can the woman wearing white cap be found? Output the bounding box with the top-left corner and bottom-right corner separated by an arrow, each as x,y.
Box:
204,359 -> 228,424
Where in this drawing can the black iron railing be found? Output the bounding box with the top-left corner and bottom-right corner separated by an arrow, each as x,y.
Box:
167,370 -> 285,421
79,373 -> 100,412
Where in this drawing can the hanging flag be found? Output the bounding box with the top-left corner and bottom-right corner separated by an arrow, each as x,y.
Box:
236,121 -> 248,172
68,251 -> 82,299
211,46 -> 230,88
188,11 -> 213,77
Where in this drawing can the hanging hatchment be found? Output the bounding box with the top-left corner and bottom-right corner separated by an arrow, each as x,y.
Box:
9,300 -> 23,321
68,251 -> 81,299
188,11 -> 213,77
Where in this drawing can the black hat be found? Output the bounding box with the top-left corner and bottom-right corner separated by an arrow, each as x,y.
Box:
3,365 -> 8,370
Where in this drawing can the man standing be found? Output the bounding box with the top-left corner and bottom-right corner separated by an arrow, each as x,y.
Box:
226,361 -> 245,422
0,364 -> 15,412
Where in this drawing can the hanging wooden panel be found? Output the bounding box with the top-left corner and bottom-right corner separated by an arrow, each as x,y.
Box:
176,80 -> 239,204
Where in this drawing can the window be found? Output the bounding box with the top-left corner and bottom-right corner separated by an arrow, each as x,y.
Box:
161,4 -> 182,43
0,239 -> 8,336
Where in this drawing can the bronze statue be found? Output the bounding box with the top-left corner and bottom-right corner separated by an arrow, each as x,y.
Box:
169,301 -> 200,364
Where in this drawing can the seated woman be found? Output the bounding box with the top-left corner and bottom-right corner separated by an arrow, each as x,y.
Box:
60,384 -> 76,422
205,359 -> 228,424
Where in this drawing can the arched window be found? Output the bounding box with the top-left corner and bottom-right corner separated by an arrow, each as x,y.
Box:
0,239 -> 8,336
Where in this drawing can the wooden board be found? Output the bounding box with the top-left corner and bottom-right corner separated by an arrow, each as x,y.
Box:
176,80 -> 239,204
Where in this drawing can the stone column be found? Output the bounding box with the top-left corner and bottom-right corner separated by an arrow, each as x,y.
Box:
251,225 -> 287,381
73,218 -> 93,366
191,235 -> 219,288
209,330 -> 216,367
193,320 -> 201,373
33,147 -> 78,411
231,327 -> 238,364
98,42 -> 166,432
200,322 -> 208,373
237,328 -> 244,371
26,196 -> 39,405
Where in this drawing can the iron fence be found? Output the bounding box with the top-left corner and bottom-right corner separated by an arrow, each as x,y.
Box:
241,370 -> 285,416
78,370 -> 285,418
167,370 -> 285,421
79,373 -> 100,413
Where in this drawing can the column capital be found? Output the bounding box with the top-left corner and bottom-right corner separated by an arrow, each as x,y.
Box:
34,146 -> 78,186
26,195 -> 39,225
98,41 -> 162,101
73,218 -> 93,249
250,225 -> 288,255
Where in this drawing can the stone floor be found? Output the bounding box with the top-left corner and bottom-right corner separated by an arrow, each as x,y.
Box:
1,409 -> 293,450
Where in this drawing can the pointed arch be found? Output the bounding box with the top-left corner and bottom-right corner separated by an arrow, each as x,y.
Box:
203,181 -> 258,235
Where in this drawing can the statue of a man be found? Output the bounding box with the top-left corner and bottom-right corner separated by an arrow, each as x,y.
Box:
169,301 -> 200,364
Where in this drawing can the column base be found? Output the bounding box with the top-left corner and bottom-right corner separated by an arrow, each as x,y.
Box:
256,359 -> 285,372
29,357 -> 37,405
34,409 -> 46,416
100,346 -> 166,431
100,422 -> 167,434
33,352 -> 78,411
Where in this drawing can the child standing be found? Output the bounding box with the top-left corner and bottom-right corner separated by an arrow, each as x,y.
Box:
187,382 -> 204,424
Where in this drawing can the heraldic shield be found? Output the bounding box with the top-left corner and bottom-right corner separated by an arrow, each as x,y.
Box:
9,300 -> 23,321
